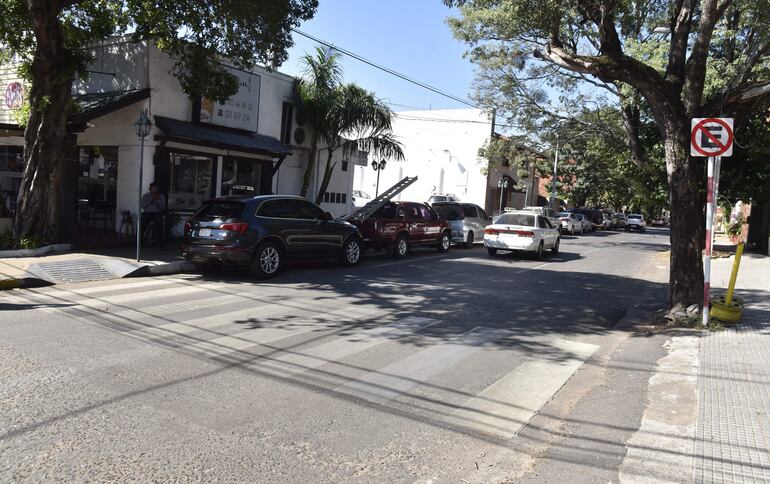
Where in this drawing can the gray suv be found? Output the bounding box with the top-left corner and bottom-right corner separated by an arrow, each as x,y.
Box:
431,201 -> 491,248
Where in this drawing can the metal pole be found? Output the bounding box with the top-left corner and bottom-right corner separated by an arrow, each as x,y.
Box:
703,156 -> 715,327
499,180 -> 504,213
712,156 -> 722,249
551,134 -> 559,210
136,135 -> 144,262
375,167 -> 380,198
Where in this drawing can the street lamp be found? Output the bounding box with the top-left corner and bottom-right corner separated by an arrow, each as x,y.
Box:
372,159 -> 387,197
134,108 -> 152,262
497,176 -> 509,213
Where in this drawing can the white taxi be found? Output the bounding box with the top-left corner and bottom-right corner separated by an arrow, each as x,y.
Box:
484,211 -> 561,259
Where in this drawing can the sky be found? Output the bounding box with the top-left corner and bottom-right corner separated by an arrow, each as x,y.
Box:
276,0 -> 478,113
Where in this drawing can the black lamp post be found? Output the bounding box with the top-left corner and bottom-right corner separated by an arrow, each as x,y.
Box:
497,176 -> 509,213
372,159 -> 387,197
133,108 -> 152,262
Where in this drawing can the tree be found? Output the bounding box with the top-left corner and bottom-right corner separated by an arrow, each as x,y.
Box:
0,0 -> 317,243
445,0 -> 770,307
296,48 -> 404,204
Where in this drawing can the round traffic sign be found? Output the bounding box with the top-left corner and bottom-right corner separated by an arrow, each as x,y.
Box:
691,118 -> 734,157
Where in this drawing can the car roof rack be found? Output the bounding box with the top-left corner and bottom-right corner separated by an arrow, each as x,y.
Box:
342,176 -> 418,223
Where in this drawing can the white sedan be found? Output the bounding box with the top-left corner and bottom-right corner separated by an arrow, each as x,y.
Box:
559,212 -> 583,234
484,211 -> 561,259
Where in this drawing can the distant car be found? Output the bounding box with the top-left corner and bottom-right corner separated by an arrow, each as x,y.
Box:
601,211 -> 616,230
351,190 -> 372,208
353,201 -> 451,257
574,213 -> 593,232
625,214 -> 647,232
569,208 -> 603,230
484,211 -> 560,259
519,206 -> 562,234
559,212 -> 583,234
183,195 -> 363,278
431,201 -> 491,248
428,193 -> 460,203
613,213 -> 626,229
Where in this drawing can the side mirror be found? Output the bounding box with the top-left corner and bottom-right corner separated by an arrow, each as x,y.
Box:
325,211 -> 334,221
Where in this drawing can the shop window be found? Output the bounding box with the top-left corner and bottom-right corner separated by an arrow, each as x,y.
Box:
78,146 -> 118,204
341,160 -> 348,172
169,153 -> 213,210
0,146 -> 24,217
221,158 -> 265,197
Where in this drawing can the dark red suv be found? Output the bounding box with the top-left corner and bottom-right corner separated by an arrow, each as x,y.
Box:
354,201 -> 451,258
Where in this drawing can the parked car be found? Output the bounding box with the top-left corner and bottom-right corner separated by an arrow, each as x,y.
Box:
431,201 -> 491,248
613,213 -> 626,229
601,211 -> 616,230
427,193 -> 460,203
351,190 -> 372,208
625,214 -> 647,232
484,211 -> 560,259
183,195 -> 363,278
519,206 -> 562,234
558,212 -> 583,234
353,201 -> 451,257
574,213 -> 594,232
569,208 -> 603,230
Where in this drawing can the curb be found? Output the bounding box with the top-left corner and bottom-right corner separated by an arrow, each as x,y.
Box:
0,277 -> 53,290
125,260 -> 196,278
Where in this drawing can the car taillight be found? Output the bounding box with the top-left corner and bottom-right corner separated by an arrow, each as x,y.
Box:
220,222 -> 249,234
184,222 -> 191,234
485,228 -> 499,235
513,230 -> 534,237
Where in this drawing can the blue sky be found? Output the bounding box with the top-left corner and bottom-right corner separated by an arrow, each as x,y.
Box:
278,0 -> 477,112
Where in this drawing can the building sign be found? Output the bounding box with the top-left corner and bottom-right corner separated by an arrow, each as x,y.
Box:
199,66 -> 260,132
4,82 -> 24,109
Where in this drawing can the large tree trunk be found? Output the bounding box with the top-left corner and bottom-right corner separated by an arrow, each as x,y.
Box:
299,134 -> 319,198
14,1 -> 73,244
665,128 -> 705,308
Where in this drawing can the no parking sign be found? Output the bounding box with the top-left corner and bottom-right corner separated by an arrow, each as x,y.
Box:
691,118 -> 734,157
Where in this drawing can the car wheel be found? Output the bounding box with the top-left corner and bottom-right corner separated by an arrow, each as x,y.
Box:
438,231 -> 451,252
534,241 -> 544,259
487,247 -> 497,257
392,234 -> 409,258
340,237 -> 362,267
251,241 -> 282,278
551,237 -> 560,255
464,231 -> 474,249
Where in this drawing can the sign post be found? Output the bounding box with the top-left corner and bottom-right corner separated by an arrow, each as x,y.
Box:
691,118 -> 734,327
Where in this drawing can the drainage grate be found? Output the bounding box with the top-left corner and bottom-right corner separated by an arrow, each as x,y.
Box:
32,259 -> 116,284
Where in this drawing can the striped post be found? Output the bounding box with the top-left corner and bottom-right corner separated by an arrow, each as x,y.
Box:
703,156 -> 716,327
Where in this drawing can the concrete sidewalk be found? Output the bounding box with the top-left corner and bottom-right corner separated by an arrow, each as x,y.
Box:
695,251 -> 770,483
0,245 -> 193,289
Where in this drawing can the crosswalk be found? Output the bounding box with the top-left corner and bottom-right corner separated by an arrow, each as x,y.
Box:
2,277 -> 600,440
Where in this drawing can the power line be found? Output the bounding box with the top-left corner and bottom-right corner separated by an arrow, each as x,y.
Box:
291,28 -> 479,109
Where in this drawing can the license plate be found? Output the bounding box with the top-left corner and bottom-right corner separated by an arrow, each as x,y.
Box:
198,228 -> 211,237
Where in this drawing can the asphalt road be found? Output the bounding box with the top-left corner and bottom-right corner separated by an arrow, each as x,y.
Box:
0,227 -> 673,482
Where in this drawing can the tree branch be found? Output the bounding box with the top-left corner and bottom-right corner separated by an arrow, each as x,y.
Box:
621,104 -> 650,165
666,0 -> 695,86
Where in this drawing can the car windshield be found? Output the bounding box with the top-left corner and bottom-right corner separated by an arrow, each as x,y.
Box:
628,215 -> 642,219
193,201 -> 244,221
432,204 -> 464,220
559,212 -> 571,217
494,213 -> 535,226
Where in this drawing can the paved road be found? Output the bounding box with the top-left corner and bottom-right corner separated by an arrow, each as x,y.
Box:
0,228 -> 671,482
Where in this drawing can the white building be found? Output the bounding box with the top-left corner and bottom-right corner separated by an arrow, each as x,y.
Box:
354,109 -> 494,208
0,37 -> 363,242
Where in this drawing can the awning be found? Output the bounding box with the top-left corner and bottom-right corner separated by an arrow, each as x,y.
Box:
154,116 -> 292,157
70,89 -> 151,128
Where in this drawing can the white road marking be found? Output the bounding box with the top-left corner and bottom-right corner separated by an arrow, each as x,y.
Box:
446,338 -> 599,438
255,316 -> 439,377
336,326 -> 507,405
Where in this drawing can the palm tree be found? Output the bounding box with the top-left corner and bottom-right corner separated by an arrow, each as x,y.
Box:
295,48 -> 404,203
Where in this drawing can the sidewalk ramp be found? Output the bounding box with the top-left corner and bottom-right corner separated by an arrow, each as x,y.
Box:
27,258 -> 138,284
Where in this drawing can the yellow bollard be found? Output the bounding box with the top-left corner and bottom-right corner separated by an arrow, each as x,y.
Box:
725,242 -> 744,305
710,242 -> 744,324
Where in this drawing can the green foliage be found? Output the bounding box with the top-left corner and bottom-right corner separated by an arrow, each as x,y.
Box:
17,234 -> 41,250
295,49 -> 404,202
0,0 -> 318,107
726,214 -> 744,238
